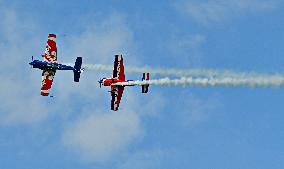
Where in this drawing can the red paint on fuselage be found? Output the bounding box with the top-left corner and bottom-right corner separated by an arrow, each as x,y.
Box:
103,78 -> 127,86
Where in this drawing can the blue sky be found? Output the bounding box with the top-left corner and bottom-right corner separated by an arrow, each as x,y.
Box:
1,0 -> 284,168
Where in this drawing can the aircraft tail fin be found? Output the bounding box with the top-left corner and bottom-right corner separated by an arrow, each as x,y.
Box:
73,57 -> 82,82
142,73 -> 150,93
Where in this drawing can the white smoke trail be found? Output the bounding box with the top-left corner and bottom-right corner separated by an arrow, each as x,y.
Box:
65,63 -> 284,87
81,64 -> 279,78
114,76 -> 284,88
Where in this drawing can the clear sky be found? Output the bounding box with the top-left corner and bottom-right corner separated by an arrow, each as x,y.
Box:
1,0 -> 284,168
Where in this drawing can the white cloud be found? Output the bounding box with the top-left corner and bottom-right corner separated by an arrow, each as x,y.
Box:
122,89 -> 166,117
0,5 -> 49,125
61,88 -> 165,163
62,110 -> 142,162
177,0 -> 279,24
0,79 -> 48,125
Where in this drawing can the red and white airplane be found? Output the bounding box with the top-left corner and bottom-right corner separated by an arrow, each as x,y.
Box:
98,55 -> 150,111
29,34 -> 83,96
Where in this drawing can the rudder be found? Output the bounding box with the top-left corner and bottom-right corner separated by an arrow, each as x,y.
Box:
142,73 -> 149,93
74,57 -> 82,82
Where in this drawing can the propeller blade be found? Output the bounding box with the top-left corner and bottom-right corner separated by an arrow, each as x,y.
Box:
98,80 -> 102,88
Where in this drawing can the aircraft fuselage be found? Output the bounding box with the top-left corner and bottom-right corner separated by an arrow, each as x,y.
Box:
29,60 -> 75,71
101,78 -> 134,86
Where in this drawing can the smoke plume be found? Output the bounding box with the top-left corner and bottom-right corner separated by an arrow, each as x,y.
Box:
114,76 -> 284,88
64,63 -> 284,88
82,64 -> 278,78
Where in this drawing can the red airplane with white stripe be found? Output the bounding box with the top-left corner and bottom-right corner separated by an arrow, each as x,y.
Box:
98,55 -> 150,111
29,34 -> 83,96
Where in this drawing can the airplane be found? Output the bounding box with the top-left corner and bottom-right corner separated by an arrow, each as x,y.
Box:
29,34 -> 83,96
98,54 -> 150,111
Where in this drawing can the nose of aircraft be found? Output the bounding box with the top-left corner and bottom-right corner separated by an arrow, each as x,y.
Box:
29,61 -> 35,68
98,79 -> 103,88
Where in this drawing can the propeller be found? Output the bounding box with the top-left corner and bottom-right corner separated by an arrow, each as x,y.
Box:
30,56 -> 34,68
98,79 -> 103,88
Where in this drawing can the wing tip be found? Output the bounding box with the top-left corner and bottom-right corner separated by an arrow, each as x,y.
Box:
41,92 -> 49,96
115,54 -> 123,60
48,34 -> 56,38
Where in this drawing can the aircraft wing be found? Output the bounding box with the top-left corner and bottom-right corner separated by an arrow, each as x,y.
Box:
110,85 -> 124,111
41,69 -> 56,96
43,34 -> 57,63
113,55 -> 125,81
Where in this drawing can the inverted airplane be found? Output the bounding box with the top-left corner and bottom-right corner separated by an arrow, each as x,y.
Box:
98,55 -> 150,111
29,34 -> 83,96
